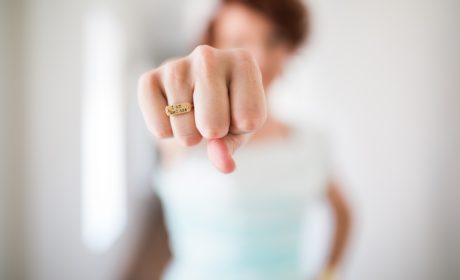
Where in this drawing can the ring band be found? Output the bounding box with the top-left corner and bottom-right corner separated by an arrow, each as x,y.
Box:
165,102 -> 194,117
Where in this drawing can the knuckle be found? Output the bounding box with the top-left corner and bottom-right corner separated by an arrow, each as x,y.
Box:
199,126 -> 229,139
149,125 -> 172,139
232,49 -> 262,81
234,116 -> 265,132
192,45 -> 215,59
137,72 -> 152,94
162,59 -> 189,87
226,135 -> 243,154
177,133 -> 202,147
191,45 -> 217,75
233,48 -> 255,66
137,70 -> 159,98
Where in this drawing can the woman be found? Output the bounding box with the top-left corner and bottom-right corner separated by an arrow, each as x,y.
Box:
136,0 -> 351,279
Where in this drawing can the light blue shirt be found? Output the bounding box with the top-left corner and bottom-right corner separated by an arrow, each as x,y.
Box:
154,124 -> 331,280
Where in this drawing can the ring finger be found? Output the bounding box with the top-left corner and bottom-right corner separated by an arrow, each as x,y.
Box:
161,59 -> 202,146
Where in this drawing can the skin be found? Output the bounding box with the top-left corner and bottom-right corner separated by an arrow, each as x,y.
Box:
138,45 -> 265,173
137,3 -> 351,279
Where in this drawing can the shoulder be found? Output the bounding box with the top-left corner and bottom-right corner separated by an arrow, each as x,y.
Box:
291,121 -> 334,169
292,121 -> 332,148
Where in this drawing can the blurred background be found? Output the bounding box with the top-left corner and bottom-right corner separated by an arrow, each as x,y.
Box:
1,0 -> 460,279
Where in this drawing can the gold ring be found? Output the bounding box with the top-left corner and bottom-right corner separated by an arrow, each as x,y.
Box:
165,102 -> 194,117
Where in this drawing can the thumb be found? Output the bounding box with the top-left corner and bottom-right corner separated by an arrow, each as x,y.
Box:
206,133 -> 252,174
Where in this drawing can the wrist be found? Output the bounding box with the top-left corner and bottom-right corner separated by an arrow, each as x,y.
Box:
319,265 -> 338,280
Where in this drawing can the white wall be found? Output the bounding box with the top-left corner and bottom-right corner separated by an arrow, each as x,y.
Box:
20,0 -> 158,279
22,0 -> 86,278
2,0 -> 459,279
0,2 -> 10,278
133,1 -> 460,279
270,0 -> 460,279
0,0 -> 26,279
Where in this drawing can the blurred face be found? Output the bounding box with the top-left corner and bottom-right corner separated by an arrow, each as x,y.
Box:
213,3 -> 294,90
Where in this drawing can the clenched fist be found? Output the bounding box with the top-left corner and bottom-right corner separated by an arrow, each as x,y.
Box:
137,45 -> 267,173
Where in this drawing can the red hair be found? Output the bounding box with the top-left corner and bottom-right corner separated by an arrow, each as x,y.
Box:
202,0 -> 310,51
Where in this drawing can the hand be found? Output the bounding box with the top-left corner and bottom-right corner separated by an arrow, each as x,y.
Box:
318,265 -> 338,280
137,45 -> 267,173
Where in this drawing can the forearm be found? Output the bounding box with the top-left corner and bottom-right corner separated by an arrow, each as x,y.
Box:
326,201 -> 351,268
321,182 -> 352,279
